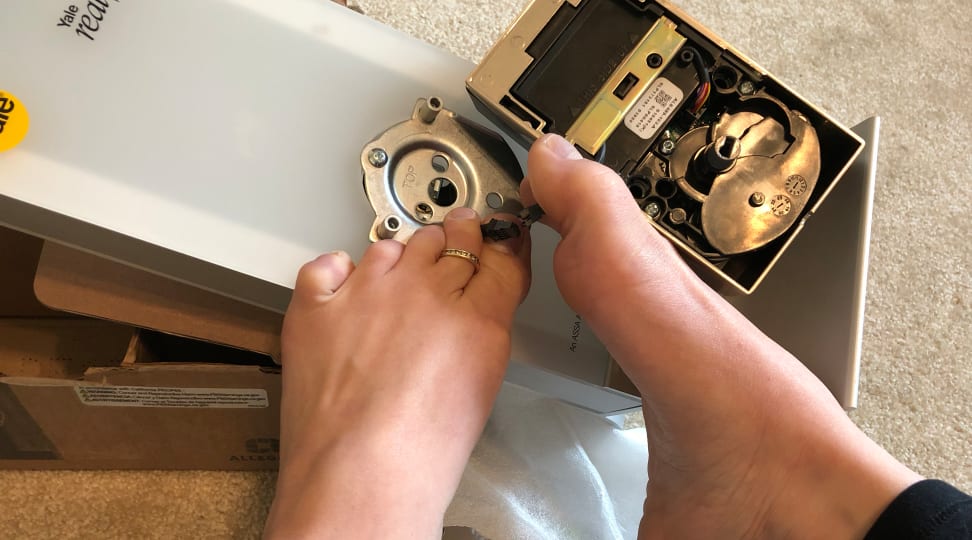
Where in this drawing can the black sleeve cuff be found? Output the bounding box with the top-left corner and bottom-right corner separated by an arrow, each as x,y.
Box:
865,479 -> 972,539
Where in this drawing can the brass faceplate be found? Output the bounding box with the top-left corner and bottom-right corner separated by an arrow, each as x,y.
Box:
564,17 -> 686,155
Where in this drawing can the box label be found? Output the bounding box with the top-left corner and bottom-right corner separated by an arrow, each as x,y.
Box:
624,77 -> 683,140
74,385 -> 269,409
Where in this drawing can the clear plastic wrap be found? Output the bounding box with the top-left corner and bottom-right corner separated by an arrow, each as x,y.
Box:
447,384 -> 648,539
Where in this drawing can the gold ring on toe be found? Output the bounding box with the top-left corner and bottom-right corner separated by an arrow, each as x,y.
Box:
440,248 -> 480,272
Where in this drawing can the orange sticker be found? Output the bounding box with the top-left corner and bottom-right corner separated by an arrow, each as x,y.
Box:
0,90 -> 29,152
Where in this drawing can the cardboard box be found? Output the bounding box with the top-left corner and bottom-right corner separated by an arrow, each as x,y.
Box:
0,229 -> 282,470
27,235 -> 644,416
33,240 -> 284,362
0,227 -> 60,318
0,226 -> 637,471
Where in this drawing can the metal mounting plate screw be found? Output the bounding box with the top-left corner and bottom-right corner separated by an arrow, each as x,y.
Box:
660,139 -> 676,155
368,148 -> 388,168
645,200 -> 662,219
749,192 -> 766,207
416,203 -> 434,222
669,207 -> 687,225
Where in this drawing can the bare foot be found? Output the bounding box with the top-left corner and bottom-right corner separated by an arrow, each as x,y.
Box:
265,207 -> 530,539
523,134 -> 920,539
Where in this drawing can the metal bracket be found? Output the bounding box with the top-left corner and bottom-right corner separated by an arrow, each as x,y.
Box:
360,97 -> 525,242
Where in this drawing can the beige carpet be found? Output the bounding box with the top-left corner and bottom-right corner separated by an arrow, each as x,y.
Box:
1,0 -> 969,537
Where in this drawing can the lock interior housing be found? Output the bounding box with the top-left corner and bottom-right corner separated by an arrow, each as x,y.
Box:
467,0 -> 864,293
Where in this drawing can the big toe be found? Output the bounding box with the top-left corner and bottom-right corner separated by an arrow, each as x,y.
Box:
292,251 -> 356,303
525,134 -> 645,237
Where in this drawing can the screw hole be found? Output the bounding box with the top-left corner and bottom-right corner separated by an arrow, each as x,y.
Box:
628,180 -> 650,200
712,66 -> 739,91
486,192 -> 504,209
431,154 -> 449,173
654,178 -> 677,199
385,216 -> 401,231
428,97 -> 442,109
646,53 -> 663,69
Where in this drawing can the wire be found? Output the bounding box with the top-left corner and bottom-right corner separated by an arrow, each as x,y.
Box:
682,47 -> 711,114
691,82 -> 711,113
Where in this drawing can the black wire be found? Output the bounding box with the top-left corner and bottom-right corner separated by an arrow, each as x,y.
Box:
683,47 -> 710,85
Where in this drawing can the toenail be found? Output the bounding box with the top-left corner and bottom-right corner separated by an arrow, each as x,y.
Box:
541,134 -> 583,160
326,250 -> 351,261
313,251 -> 348,266
447,207 -> 477,220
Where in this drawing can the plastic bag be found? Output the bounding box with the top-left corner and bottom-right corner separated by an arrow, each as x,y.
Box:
446,384 -> 649,539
